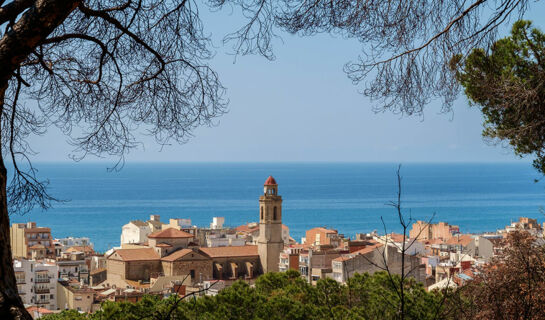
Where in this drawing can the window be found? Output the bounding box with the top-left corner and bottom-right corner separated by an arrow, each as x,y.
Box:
260,207 -> 263,220
190,269 -> 195,279
273,207 -> 277,220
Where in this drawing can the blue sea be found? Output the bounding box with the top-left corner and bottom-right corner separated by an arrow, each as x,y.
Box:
9,162 -> 545,252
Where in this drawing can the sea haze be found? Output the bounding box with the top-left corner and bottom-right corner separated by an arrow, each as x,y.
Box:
9,162 -> 545,252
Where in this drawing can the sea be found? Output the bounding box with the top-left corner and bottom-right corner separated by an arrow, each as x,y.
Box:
9,162 -> 545,252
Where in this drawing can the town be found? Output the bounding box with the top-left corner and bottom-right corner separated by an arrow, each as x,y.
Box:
12,176 -> 543,318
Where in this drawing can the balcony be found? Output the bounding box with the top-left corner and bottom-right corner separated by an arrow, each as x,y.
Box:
34,277 -> 50,283
16,278 -> 25,284
35,299 -> 50,305
34,287 -> 50,294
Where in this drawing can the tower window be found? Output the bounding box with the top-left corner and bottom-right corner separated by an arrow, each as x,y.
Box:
261,207 -> 263,220
273,207 -> 277,220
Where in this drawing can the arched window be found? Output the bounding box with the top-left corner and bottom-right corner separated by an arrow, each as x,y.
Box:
273,207 -> 277,220
261,207 -> 263,220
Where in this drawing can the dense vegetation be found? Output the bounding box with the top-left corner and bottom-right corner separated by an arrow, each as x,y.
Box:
42,232 -> 545,320
42,271 -> 444,320
455,20 -> 545,174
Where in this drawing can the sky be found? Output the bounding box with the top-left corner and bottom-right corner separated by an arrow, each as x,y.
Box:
27,3 -> 545,163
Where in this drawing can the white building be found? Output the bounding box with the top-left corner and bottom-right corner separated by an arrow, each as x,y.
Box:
56,237 -> 93,250
120,220 -> 151,244
210,217 -> 225,229
14,259 -> 59,310
206,233 -> 246,247
120,215 -> 165,245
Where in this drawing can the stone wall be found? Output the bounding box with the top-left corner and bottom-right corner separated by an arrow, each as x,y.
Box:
125,260 -> 162,281
162,260 -> 213,283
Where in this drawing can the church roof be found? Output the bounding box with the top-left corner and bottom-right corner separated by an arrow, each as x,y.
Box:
199,245 -> 258,258
113,248 -> 160,261
264,176 -> 277,185
161,249 -> 208,262
148,228 -> 194,239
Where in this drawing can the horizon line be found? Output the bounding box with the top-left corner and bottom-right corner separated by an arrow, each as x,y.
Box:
25,159 -> 531,164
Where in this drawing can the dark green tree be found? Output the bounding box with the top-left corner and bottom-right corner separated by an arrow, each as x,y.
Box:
41,271 -> 448,320
454,20 -> 545,174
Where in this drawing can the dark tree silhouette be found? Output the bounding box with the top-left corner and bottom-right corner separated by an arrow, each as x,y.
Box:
455,20 -> 545,174
0,0 -> 533,318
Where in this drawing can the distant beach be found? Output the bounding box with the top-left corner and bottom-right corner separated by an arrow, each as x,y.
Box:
11,162 -> 545,252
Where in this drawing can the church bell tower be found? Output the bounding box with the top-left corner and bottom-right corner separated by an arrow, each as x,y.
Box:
258,176 -> 284,273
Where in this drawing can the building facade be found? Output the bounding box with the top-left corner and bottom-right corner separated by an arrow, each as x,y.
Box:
14,259 -> 59,310
11,222 -> 55,259
258,176 -> 284,273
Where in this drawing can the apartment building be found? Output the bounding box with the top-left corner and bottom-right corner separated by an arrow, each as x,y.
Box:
57,280 -> 95,312
304,227 -> 342,247
57,252 -> 90,284
10,222 -> 55,259
14,259 -> 59,310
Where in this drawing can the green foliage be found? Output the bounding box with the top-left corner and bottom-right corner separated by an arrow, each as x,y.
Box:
455,20 -> 545,174
42,271 -> 448,320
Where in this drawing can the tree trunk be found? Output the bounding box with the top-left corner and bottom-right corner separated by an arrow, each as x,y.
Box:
0,1 -> 80,316
0,90 -> 30,319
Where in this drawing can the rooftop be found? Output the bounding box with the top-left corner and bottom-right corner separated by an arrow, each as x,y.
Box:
148,228 -> 193,239
112,248 -> 160,261
130,220 -> 148,227
66,246 -> 95,254
161,249 -> 198,262
200,245 -> 258,258
264,176 -> 277,185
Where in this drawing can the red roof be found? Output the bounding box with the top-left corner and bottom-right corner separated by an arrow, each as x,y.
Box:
161,249 -> 206,262
26,306 -> 53,314
112,248 -> 160,261
200,245 -> 258,258
264,176 -> 277,185
148,228 -> 194,239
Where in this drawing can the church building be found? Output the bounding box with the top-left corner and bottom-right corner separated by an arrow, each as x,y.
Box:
105,176 -> 286,287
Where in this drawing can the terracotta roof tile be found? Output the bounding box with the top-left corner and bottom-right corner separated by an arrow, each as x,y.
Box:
66,246 -> 95,254
333,256 -> 353,262
446,234 -> 473,246
199,245 -> 258,258
354,243 -> 383,255
155,243 -> 172,247
26,306 -> 53,314
112,248 -> 159,261
161,249 -> 209,262
264,176 -> 277,185
148,228 -> 193,239
388,233 -> 406,243
334,243 -> 383,262
235,225 -> 252,232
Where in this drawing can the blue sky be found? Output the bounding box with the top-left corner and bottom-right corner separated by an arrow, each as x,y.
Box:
28,3 -> 545,163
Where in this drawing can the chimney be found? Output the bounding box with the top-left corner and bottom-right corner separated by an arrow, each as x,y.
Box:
26,222 -> 36,229
150,215 -> 160,222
